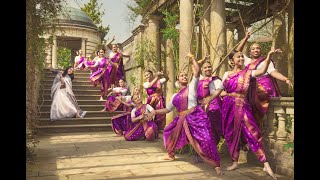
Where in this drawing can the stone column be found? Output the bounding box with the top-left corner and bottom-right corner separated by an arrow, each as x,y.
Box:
226,23 -> 236,52
200,0 -> 211,57
45,44 -> 52,68
165,39 -> 176,125
266,105 -> 276,141
272,12 -> 288,96
210,0 -> 227,77
287,0 -> 294,96
275,106 -> 288,142
81,38 -> 87,57
179,0 -> 194,71
51,35 -> 57,69
146,15 -> 161,71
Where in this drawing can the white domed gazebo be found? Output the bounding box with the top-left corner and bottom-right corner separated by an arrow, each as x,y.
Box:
44,7 -> 106,68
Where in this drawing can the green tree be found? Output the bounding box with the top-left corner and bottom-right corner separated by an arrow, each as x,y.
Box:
81,0 -> 110,35
57,47 -> 71,69
27,0 -> 63,162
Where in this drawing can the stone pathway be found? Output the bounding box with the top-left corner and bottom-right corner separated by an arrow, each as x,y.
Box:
27,132 -> 292,180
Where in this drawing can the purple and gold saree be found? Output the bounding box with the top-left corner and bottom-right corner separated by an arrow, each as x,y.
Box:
222,69 -> 266,163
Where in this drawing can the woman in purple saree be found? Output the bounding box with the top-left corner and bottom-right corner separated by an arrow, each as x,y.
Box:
236,32 -> 293,128
111,87 -> 141,136
147,53 -> 222,175
124,94 -> 158,141
101,79 -> 128,112
197,60 -> 224,144
108,44 -> 130,87
143,70 -> 169,131
89,49 -> 113,100
74,49 -> 86,70
221,48 -> 280,179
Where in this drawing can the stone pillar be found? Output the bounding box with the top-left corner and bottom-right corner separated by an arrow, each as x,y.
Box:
275,106 -> 288,142
224,23 -> 236,74
146,15 -> 161,71
226,23 -> 236,52
201,0 -> 211,57
272,12 -> 288,96
51,35 -> 57,69
267,105 -> 276,141
45,44 -> 52,68
81,38 -> 87,57
179,0 -> 194,71
210,0 -> 227,77
287,0 -> 294,96
165,39 -> 176,125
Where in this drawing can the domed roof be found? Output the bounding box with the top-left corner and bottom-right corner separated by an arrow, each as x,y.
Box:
56,7 -> 97,29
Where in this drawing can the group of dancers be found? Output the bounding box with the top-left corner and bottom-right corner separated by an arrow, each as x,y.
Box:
52,32 -> 293,179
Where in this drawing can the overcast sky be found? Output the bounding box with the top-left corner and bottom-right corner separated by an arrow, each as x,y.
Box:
65,0 -> 142,43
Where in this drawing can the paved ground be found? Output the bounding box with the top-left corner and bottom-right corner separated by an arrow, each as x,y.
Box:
26,131 -> 292,180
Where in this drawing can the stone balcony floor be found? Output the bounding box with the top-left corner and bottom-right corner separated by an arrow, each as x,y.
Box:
27,131 -> 293,180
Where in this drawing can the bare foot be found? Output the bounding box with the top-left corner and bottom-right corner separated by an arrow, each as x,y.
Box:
114,134 -> 123,137
75,113 -> 81,118
263,162 -> 277,179
101,108 -> 107,112
99,96 -> 104,101
163,156 -> 175,161
226,161 -> 238,171
215,167 -> 223,175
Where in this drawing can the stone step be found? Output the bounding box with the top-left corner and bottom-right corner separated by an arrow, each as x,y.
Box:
39,117 -> 112,125
44,76 -> 91,81
40,95 -> 102,100
39,111 -> 123,118
41,80 -> 94,86
39,100 -> 106,106
41,84 -> 99,90
40,105 -> 105,111
41,89 -> 100,95
36,124 -> 112,133
45,73 -> 91,78
44,69 -> 91,74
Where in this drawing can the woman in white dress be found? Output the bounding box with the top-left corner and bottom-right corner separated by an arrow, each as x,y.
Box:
50,66 -> 86,120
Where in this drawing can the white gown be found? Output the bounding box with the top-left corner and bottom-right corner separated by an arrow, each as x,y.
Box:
50,74 -> 86,120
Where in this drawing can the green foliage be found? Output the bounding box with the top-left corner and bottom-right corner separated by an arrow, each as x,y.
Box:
26,0 -> 63,162
81,0 -> 110,34
161,9 -> 179,76
284,141 -> 294,156
217,138 -> 225,153
175,144 -> 194,156
284,116 -> 294,156
127,0 -> 153,17
57,47 -> 71,69
128,75 -> 137,86
133,39 -> 157,68
285,116 -> 292,133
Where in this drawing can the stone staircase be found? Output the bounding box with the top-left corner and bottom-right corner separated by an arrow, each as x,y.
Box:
37,69 -> 123,133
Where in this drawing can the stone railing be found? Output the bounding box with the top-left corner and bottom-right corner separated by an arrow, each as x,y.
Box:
266,97 -> 294,143
265,97 -> 294,177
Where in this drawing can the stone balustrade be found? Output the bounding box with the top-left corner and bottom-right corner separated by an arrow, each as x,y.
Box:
267,97 -> 294,143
